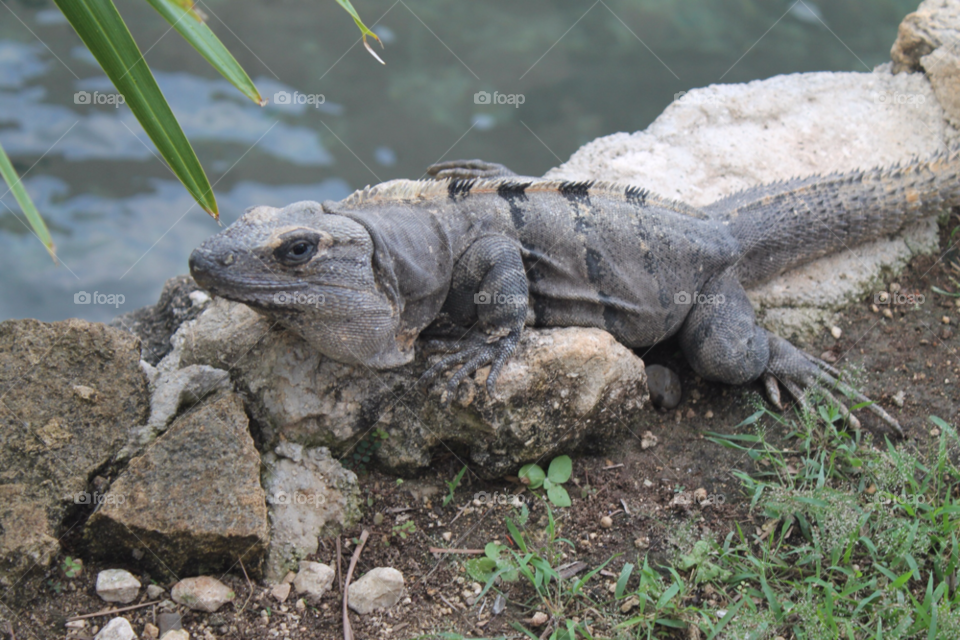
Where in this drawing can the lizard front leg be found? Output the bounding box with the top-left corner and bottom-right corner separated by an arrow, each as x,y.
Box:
678,273 -> 903,436
419,235 -> 528,404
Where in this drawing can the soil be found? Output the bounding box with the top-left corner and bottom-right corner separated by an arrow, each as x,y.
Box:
2,214 -> 959,640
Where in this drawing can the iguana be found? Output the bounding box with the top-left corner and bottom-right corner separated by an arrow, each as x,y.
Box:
189,149 -> 960,435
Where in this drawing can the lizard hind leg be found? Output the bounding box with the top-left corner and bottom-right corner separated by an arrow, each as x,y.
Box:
678,274 -> 771,387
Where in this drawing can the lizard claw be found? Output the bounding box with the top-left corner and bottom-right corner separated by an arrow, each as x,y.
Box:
417,331 -> 520,405
766,368 -> 901,437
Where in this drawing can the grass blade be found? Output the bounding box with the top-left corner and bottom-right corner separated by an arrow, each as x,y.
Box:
0,142 -> 55,260
143,0 -> 264,105
54,0 -> 218,218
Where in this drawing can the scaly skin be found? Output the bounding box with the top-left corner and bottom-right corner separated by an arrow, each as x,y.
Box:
189,147 -> 960,435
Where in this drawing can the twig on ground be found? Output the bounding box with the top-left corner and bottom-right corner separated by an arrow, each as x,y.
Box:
66,600 -> 161,622
336,537 -> 343,593
342,529 -> 369,640
602,463 -> 624,470
421,505 -> 494,585
427,547 -> 484,555
237,557 -> 254,616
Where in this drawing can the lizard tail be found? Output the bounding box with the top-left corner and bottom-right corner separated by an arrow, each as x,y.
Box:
705,145 -> 960,288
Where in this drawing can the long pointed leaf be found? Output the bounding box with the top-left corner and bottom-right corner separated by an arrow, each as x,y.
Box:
333,0 -> 385,63
54,0 -> 218,218
143,0 -> 264,105
0,142 -> 55,260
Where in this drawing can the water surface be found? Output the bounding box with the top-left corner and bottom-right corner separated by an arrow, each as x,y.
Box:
0,0 -> 918,321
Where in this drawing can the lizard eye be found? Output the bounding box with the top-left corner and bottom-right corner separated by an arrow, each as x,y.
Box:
275,236 -> 318,266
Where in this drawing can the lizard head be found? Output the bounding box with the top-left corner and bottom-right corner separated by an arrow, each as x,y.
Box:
189,200 -> 411,369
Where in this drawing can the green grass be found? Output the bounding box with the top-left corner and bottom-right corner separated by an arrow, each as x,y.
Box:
434,400 -> 960,640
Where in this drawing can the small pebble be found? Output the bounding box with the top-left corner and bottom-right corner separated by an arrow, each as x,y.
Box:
890,282 -> 901,293
530,612 -> 548,626
146,584 -> 165,600
931,427 -> 941,437
830,326 -> 842,339
693,487 -> 708,503
96,569 -> 141,604
882,308 -> 894,319
599,515 -> 613,529
704,410 -> 714,419
685,408 -> 696,419
442,531 -> 452,542
94,618 -> 135,640
640,431 -> 658,450
870,304 -> 880,313
271,582 -> 291,602
943,316 -> 952,325
373,512 -> 384,525
143,622 -> 160,639
820,351 -> 838,363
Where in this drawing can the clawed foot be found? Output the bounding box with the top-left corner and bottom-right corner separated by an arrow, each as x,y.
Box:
417,330 -> 520,405
764,350 -> 903,437
426,159 -> 517,181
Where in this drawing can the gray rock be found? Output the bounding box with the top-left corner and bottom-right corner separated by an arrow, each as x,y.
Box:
119,363 -> 230,459
96,569 -> 141,604
93,617 -> 136,640
262,443 -> 361,582
146,584 -> 165,600
111,275 -> 205,365
347,567 -> 404,614
547,67 -> 953,342
178,301 -> 648,477
645,365 -> 682,409
293,561 -> 336,601
891,0 -> 960,125
85,392 -> 268,579
160,630 -> 189,640
0,319 -> 149,602
170,576 -> 235,612
157,612 -> 182,636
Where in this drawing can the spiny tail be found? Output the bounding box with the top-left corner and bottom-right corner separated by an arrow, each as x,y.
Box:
704,146 -> 960,287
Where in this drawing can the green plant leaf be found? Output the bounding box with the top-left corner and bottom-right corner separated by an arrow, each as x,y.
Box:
144,0 -> 264,105
547,455 -> 573,483
54,0 -> 218,218
0,142 -> 55,260
334,0 -> 385,63
547,485 -> 571,508
519,463 -> 545,489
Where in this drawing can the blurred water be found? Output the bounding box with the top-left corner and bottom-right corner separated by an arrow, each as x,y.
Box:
0,0 -> 919,321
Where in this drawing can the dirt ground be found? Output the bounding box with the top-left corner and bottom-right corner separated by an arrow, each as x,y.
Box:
2,214 -> 959,640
